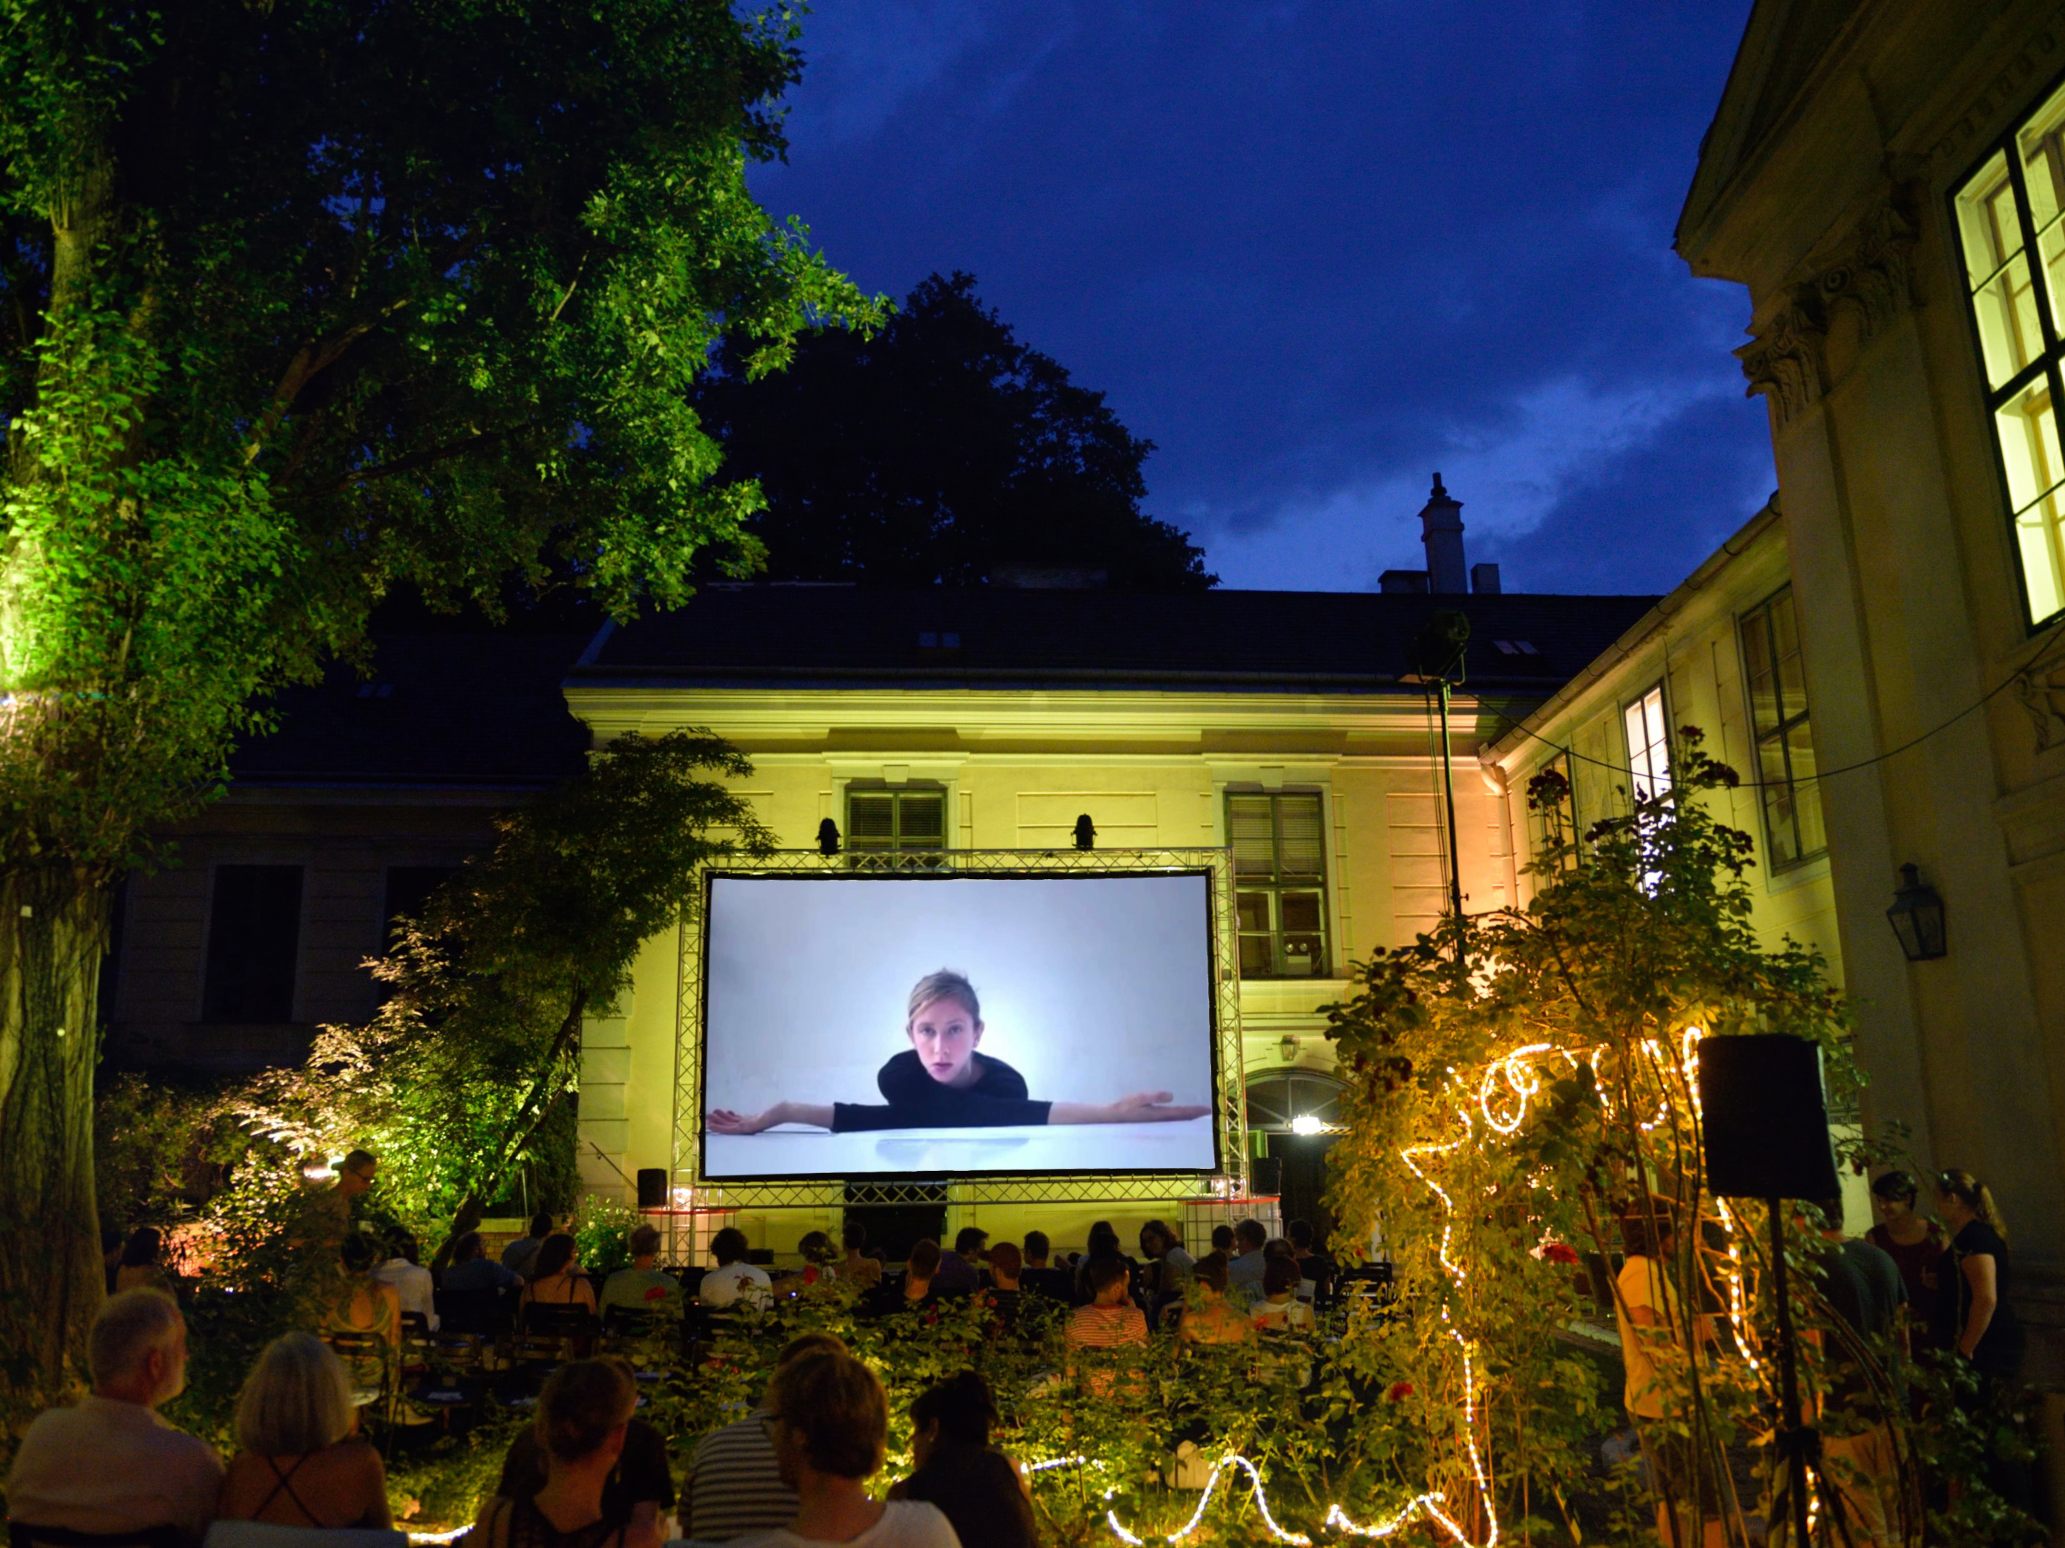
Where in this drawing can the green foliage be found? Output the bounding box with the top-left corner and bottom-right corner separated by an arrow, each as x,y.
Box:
1323,731 -> 1874,1543
696,271 -> 1213,590
574,1196 -> 642,1282
229,730 -> 773,1250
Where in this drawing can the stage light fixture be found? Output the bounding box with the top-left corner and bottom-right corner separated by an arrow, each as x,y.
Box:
816,818 -> 841,856
1290,1113 -> 1324,1136
1073,812 -> 1096,849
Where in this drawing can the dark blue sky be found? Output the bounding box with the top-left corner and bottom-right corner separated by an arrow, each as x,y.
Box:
750,2 -> 1770,597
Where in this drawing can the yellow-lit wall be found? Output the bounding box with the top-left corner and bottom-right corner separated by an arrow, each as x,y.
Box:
563,683 -> 1523,1259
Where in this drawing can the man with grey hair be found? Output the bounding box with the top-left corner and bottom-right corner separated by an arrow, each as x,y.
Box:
4,1288 -> 222,1541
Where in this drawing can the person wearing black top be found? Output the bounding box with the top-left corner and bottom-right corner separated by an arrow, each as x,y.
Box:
890,1371 -> 1036,1548
1018,1231 -> 1076,1303
1932,1169 -> 2032,1513
708,968 -> 1209,1134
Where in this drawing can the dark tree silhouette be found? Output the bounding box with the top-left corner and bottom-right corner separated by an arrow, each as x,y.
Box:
697,271 -> 1214,590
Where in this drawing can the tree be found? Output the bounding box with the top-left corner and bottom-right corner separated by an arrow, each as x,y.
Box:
0,0 -> 877,1399
696,270 -> 1215,589
232,731 -> 772,1264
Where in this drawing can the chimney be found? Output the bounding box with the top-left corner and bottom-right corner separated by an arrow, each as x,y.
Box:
1418,473 -> 1467,594
1471,562 -> 1502,595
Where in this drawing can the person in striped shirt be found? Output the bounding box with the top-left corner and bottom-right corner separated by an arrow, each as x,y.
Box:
1066,1256 -> 1148,1398
681,1333 -> 846,1541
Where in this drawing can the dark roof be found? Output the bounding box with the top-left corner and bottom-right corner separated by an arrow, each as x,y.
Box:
575,585 -> 1660,696
229,630 -> 593,788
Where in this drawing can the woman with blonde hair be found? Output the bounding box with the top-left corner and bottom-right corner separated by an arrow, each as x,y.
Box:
1932,1170 -> 2023,1376
473,1359 -> 660,1548
216,1333 -> 390,1527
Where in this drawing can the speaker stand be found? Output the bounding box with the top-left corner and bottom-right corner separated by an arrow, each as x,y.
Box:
1768,1197 -> 1816,1548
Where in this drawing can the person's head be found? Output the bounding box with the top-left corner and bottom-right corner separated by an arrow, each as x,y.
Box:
1807,1196 -> 1846,1237
1023,1229 -> 1050,1266
234,1332 -> 353,1457
629,1224 -> 663,1265
453,1230 -> 485,1265
906,969 -> 984,1087
1086,1222 -> 1121,1258
533,1232 -> 578,1280
1233,1218 -> 1267,1254
906,1238 -> 942,1284
1139,1220 -> 1173,1258
954,1226 -> 989,1262
89,1288 -> 188,1407
988,1241 -> 1022,1289
535,1359 -> 636,1472
339,1230 -> 380,1277
842,1219 -> 869,1254
711,1227 -> 750,1267
1195,1249 -> 1230,1295
909,1370 -> 998,1467
528,1209 -> 555,1241
762,1330 -> 850,1406
1211,1224 -> 1236,1253
385,1228 -> 419,1266
119,1225 -> 162,1269
768,1350 -> 888,1486
799,1230 -> 836,1266
1263,1256 -> 1302,1300
1871,1170 -> 1920,1226
1936,1169 -> 2008,1241
1618,1201 -> 1677,1258
338,1149 -> 378,1198
1085,1255 -> 1130,1305
1288,1218 -> 1316,1251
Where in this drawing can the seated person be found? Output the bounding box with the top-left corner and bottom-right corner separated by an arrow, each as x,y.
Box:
1075,1224 -> 1137,1306
217,1333 -> 390,1528
709,968 -> 1208,1135
836,1221 -> 883,1290
502,1211 -> 556,1279
4,1289 -> 222,1542
1225,1219 -> 1270,1306
779,1231 -> 841,1296
681,1333 -> 846,1542
114,1226 -> 175,1294
983,1242 -> 1025,1331
471,1361 -> 662,1548
327,1231 -> 402,1351
1250,1256 -> 1316,1332
1139,1219 -> 1195,1299
1176,1251 -> 1254,1345
1018,1231 -> 1075,1302
932,1227 -> 984,1295
1066,1257 -> 1148,1396
699,1226 -> 773,1310
602,1225 -> 683,1318
1210,1223 -> 1236,1255
1288,1218 -> 1336,1303
901,1239 -> 949,1305
495,1355 -> 674,1532
443,1229 -> 522,1295
889,1371 -> 1035,1548
373,1228 -> 438,1330
519,1232 -> 598,1318
736,1349 -> 959,1546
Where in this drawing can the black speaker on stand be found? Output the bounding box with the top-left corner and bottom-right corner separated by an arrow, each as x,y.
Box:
1695,1034 -> 1839,1548
1249,1155 -> 1283,1197
635,1168 -> 668,1210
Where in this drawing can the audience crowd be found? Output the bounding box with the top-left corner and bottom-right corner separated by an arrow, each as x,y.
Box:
5,1148 -> 2026,1548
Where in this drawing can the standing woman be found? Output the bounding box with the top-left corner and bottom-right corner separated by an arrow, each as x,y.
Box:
1866,1171 -> 1948,1348
1934,1169 -> 2031,1509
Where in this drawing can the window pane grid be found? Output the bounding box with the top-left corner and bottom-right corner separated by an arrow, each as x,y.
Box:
1228,792 -> 1330,978
1739,590 -> 1825,872
1622,686 -> 1671,801
1959,79 -> 2065,628
846,789 -> 946,853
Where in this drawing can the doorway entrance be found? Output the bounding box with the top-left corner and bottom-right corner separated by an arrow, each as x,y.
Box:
1245,1068 -> 1346,1250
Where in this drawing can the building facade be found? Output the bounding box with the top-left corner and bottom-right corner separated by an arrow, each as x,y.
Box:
1679,1 -> 2065,1284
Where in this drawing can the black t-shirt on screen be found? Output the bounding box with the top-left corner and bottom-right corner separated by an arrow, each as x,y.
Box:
831,1051 -> 1053,1132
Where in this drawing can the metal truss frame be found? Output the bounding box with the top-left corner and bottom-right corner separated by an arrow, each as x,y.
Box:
669,846 -> 1248,1211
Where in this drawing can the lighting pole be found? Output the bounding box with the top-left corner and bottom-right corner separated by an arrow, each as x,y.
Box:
1413,611 -> 1472,960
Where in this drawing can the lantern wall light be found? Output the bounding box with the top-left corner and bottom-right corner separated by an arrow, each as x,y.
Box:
1885,862 -> 1947,961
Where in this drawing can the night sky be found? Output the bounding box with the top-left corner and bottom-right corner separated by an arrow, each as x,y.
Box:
748,2 -> 1772,598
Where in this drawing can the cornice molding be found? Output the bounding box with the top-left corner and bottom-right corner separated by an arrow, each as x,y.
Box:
1927,23 -> 2064,174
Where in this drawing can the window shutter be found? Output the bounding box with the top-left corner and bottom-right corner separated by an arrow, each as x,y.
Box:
1228,796 -> 1277,877
848,793 -> 896,849
898,792 -> 946,848
1277,796 -> 1325,879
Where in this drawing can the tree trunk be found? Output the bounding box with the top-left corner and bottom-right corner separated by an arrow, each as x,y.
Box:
0,867 -> 110,1410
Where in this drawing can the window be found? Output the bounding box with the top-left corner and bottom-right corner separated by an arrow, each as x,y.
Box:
201,865 -> 303,1023
1739,588 -> 1826,870
1954,77 -> 2065,627
1228,792 -> 1329,978
382,865 -> 456,947
845,786 -> 946,856
1621,685 -> 1672,801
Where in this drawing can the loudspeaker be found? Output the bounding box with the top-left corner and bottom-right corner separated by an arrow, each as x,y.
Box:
1249,1155 -> 1284,1196
635,1167 -> 667,1210
1695,1035 -> 1840,1200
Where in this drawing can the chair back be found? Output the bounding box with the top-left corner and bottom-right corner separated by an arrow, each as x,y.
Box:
10,1526 -> 184,1548
203,1523 -> 407,1548
434,1286 -> 509,1338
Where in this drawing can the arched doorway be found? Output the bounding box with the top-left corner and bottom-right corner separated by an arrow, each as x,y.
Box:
1245,1068 -> 1347,1248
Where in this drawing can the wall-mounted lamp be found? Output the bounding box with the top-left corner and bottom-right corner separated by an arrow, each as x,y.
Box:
816,818 -> 841,856
1885,862 -> 1947,961
1073,813 -> 1097,851
1279,1034 -> 1299,1063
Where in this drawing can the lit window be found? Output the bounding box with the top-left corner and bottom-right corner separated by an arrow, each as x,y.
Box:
1228,792 -> 1329,979
202,865 -> 303,1023
845,787 -> 946,855
1621,685 -> 1672,802
1739,588 -> 1826,870
1954,79 -> 2065,627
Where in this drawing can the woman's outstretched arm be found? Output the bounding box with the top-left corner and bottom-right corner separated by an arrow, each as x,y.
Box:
709,1102 -> 835,1134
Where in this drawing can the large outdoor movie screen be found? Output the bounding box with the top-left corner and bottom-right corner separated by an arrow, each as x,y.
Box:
700,872 -> 1219,1179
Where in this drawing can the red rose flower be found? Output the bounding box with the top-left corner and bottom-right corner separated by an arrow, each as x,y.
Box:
1386,1381 -> 1414,1402
1542,1242 -> 1580,1266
